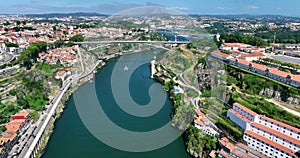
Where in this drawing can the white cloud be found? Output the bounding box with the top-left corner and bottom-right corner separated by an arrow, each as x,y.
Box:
168,7 -> 193,11
247,5 -> 259,9
216,6 -> 231,10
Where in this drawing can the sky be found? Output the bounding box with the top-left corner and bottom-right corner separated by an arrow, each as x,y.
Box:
0,0 -> 299,17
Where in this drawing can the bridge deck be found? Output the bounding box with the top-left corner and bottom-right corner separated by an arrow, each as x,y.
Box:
74,41 -> 190,44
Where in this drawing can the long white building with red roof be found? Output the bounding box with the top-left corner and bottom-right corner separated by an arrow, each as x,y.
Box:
211,49 -> 300,87
227,103 -> 300,158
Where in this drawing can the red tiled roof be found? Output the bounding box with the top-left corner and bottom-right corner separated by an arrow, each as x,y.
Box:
211,50 -> 230,58
230,50 -> 243,55
292,75 -> 300,82
228,109 -> 251,123
229,58 -> 236,62
219,137 -> 235,151
251,123 -> 300,146
233,103 -> 258,117
231,148 -> 251,158
194,118 -> 204,126
259,115 -> 300,133
235,143 -> 267,158
12,111 -> 29,118
2,133 -> 17,141
56,71 -> 66,77
218,149 -> 233,158
224,43 -> 251,48
195,109 -> 205,117
237,59 -> 250,66
244,130 -> 297,157
268,68 -> 290,78
250,62 -> 267,71
242,52 -> 265,57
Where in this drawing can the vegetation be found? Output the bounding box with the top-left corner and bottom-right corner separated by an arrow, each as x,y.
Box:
184,125 -> 218,157
220,33 -> 268,46
18,41 -> 47,67
5,42 -> 18,47
255,28 -> 300,44
69,34 -> 84,42
172,102 -> 194,131
0,125 -> 7,132
139,32 -> 168,41
226,64 -> 300,96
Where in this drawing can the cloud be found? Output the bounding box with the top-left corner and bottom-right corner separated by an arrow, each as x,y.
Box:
168,7 -> 193,11
0,3 -> 146,14
247,5 -> 259,9
216,6 -> 231,10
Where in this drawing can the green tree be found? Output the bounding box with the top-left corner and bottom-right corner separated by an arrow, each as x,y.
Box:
69,34 -> 84,42
54,40 -> 65,48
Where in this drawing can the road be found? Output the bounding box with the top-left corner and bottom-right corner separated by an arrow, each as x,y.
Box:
266,53 -> 300,64
0,53 -> 15,66
14,79 -> 72,158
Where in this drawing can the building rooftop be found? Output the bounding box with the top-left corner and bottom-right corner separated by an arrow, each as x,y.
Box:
250,62 -> 267,71
219,137 -> 235,152
259,115 -> 300,133
233,103 -> 258,117
235,143 -> 268,158
211,50 -> 230,58
251,122 -> 300,146
268,68 -> 290,78
244,130 -> 297,157
228,109 -> 251,123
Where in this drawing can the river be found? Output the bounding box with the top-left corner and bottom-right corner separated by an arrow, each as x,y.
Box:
41,50 -> 190,158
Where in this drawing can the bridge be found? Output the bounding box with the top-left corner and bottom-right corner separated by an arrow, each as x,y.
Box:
74,40 -> 190,45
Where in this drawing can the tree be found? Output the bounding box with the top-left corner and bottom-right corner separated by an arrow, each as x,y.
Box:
69,34 -> 84,42
18,41 -> 47,67
54,40 -> 65,48
5,42 -> 18,47
0,125 -> 7,132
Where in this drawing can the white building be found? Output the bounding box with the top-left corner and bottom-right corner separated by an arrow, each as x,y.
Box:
227,103 -> 300,158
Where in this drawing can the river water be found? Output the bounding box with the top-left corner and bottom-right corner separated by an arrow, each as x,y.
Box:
42,50 -> 190,158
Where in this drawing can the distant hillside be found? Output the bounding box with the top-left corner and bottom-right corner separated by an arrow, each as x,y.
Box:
25,12 -> 108,18
189,14 -> 300,20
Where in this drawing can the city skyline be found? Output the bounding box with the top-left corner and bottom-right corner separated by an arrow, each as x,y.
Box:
0,0 -> 300,17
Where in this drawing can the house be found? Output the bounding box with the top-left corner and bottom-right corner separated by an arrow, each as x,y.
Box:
219,137 -> 235,153
194,109 -> 219,137
11,111 -> 30,121
55,71 -> 67,80
240,52 -> 265,61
